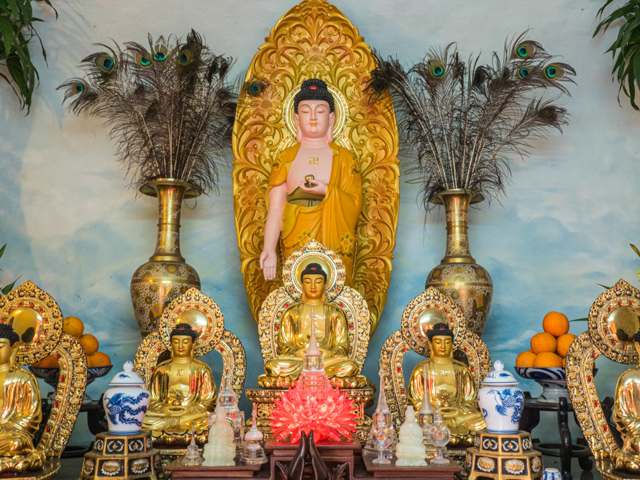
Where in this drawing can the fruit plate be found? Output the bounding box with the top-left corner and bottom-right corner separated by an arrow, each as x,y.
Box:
515,367 -> 567,403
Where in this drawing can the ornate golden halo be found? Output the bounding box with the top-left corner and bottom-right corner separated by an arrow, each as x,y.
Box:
587,278 -> 640,364
281,240 -> 345,301
0,280 -> 63,365
158,287 -> 224,357
400,287 -> 467,357
276,82 -> 352,157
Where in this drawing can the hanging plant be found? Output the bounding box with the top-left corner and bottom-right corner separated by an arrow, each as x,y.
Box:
594,0 -> 640,109
0,0 -> 56,112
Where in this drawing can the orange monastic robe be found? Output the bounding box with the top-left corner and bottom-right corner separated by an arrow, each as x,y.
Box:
268,143 -> 362,282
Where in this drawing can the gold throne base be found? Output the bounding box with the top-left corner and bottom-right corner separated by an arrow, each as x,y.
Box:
466,430 -> 543,480
246,386 -> 375,442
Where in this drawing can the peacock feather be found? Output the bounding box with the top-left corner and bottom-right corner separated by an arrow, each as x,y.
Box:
58,30 -> 237,194
366,32 -> 576,210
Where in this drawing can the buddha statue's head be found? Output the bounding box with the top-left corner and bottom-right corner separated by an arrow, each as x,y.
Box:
427,323 -> 454,361
170,323 -> 198,359
300,262 -> 328,302
634,330 -> 640,356
0,323 -> 19,367
294,79 -> 336,143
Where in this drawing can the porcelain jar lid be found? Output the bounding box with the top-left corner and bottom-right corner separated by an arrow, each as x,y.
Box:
481,360 -> 519,386
108,360 -> 145,386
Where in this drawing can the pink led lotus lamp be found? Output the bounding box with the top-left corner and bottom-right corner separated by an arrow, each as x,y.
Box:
269,308 -> 357,443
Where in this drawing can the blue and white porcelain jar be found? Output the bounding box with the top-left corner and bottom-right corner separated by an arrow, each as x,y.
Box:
478,360 -> 525,434
103,361 -> 150,435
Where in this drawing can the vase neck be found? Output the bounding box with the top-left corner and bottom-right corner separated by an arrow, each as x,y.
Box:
149,184 -> 186,263
441,193 -> 475,264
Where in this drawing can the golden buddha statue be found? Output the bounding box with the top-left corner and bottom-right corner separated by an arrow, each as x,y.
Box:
408,322 -> 485,444
264,262 -> 358,379
142,323 -> 217,443
0,323 -> 45,473
612,329 -> 640,471
259,79 -> 362,283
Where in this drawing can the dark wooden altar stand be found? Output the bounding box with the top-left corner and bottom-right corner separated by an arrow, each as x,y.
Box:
163,458 -> 266,479
164,441 -> 462,480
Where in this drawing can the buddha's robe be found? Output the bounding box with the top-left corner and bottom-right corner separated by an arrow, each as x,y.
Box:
142,358 -> 216,435
0,367 -> 45,472
409,359 -> 485,436
613,366 -> 640,470
264,303 -> 358,378
268,143 -> 362,283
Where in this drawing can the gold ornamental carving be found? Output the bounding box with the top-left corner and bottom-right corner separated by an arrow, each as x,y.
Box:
566,278 -> 640,478
232,0 -> 400,334
379,287 -> 491,428
0,281 -> 88,476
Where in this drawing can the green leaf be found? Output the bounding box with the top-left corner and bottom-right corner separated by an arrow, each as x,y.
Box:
2,280 -> 16,295
596,283 -> 612,290
0,16 -> 13,60
569,317 -> 589,322
0,244 -> 7,259
631,243 -> 640,256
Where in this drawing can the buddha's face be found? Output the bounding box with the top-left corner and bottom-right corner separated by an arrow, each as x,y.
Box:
171,335 -> 194,359
301,274 -> 326,301
295,100 -> 335,141
0,339 -> 12,366
430,335 -> 453,360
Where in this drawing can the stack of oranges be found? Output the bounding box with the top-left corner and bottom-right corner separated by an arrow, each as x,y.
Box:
516,311 -> 576,368
32,316 -> 111,368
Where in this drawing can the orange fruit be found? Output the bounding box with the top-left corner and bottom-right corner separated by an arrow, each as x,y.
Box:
63,316 -> 84,339
87,352 -> 111,367
79,334 -> 99,355
533,351 -> 563,368
515,350 -> 537,368
556,333 -> 577,357
530,332 -> 557,354
562,357 -> 566,368
543,311 -> 570,337
32,355 -> 59,368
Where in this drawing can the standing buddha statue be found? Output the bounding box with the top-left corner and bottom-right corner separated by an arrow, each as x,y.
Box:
263,262 -> 358,379
0,323 -> 45,473
142,323 -> 217,443
259,78 -> 362,283
408,322 -> 485,445
612,330 -> 640,471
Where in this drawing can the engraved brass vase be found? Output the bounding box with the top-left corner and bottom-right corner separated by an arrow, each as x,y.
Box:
425,189 -> 493,336
130,179 -> 201,336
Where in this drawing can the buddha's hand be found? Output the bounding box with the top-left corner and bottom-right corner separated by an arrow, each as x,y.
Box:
164,405 -> 186,416
300,178 -> 327,195
439,406 -> 460,417
260,249 -> 278,281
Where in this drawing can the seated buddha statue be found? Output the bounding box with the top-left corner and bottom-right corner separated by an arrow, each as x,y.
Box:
408,323 -> 485,445
142,323 -> 217,444
264,263 -> 358,379
612,330 -> 640,471
0,323 -> 45,473
259,78 -> 362,283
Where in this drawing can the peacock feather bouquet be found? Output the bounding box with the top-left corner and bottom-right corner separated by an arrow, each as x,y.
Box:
367,33 -> 576,210
59,30 -> 236,194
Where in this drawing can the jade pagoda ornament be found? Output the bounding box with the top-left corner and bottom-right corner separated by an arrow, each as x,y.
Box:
203,406 -> 236,467
395,405 -> 427,466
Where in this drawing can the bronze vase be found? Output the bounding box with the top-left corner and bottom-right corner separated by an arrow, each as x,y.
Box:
130,179 -> 201,336
425,189 -> 493,336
